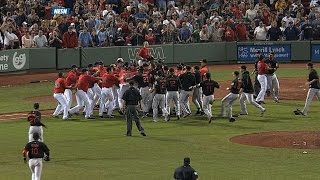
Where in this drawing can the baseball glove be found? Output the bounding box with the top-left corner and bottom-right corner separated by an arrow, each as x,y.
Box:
43,156 -> 50,161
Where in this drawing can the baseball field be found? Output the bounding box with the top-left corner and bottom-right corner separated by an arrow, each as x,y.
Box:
0,63 -> 319,180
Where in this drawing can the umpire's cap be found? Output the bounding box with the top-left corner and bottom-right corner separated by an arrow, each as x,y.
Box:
184,157 -> 191,165
34,103 -> 39,110
33,133 -> 40,140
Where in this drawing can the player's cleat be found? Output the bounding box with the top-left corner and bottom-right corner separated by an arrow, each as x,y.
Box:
177,115 -> 181,120
85,116 -> 95,119
266,90 -> 271,97
165,115 -> 170,122
196,109 -> 201,115
118,110 -> 124,115
208,117 -> 213,124
125,134 -> 132,137
232,114 -> 239,117
261,109 -> 266,116
229,117 -> 236,122
99,115 -> 104,118
106,115 -> 115,118
294,109 -> 306,116
52,115 -> 59,118
153,119 -> 158,122
140,132 -> 147,136
274,99 -> 280,103
142,112 -> 149,118
239,113 -> 248,115
183,113 -> 191,118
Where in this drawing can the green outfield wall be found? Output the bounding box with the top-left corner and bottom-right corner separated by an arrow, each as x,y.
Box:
0,41 -> 318,73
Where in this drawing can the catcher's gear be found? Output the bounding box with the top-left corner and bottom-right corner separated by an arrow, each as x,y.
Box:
43,156 -> 50,161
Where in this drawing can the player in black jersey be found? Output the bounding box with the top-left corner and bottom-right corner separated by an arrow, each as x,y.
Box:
151,71 -> 169,122
265,52 -> 280,103
166,68 -> 182,120
22,133 -> 50,180
28,103 -> 46,142
221,71 -> 242,122
200,73 -> 220,123
193,66 -> 204,115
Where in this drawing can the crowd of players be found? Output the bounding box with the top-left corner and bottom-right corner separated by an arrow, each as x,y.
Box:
52,50 -> 283,124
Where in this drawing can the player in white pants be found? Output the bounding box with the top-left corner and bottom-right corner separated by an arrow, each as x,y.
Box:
265,53 -> 280,103
166,68 -> 182,119
295,63 -> 320,116
255,57 -> 269,104
239,65 -> 266,116
221,71 -> 241,122
27,103 -> 46,142
23,133 -> 50,180
179,66 -> 196,117
53,72 -> 70,120
200,73 -> 220,123
151,72 -> 169,122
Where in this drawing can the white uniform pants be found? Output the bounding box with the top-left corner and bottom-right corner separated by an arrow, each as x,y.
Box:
99,87 -> 114,116
112,86 -> 119,109
192,87 -> 203,110
203,95 -> 214,119
70,90 -> 92,118
256,74 -> 267,102
28,126 -> 43,142
221,93 -> 238,118
29,158 -> 43,180
267,74 -> 280,100
166,91 -> 180,116
239,92 -> 265,114
92,83 -> 102,105
53,93 -> 68,119
140,86 -> 152,113
302,88 -> 320,115
64,89 -> 73,111
118,84 -> 129,109
152,94 -> 169,120
180,90 -> 193,115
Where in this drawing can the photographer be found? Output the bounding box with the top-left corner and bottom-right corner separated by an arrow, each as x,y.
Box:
48,31 -> 62,48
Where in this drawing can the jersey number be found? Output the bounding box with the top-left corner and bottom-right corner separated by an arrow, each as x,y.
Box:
31,148 -> 39,155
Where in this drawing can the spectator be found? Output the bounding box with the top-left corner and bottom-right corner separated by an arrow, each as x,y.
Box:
282,13 -> 294,27
267,21 -> 283,41
235,19 -> 248,41
199,25 -> 210,42
114,28 -> 125,46
178,21 -> 191,43
283,21 -> 300,40
145,28 -> 156,45
27,9 -> 40,25
255,0 -> 268,11
63,26 -> 78,48
301,19 -> 313,40
209,22 -> 223,42
224,25 -> 236,42
245,4 -> 258,22
33,30 -> 48,48
79,27 -> 94,47
275,0 -> 287,11
48,31 -> 63,48
254,21 -> 268,41
21,31 -> 33,48
97,25 -> 109,47
1,19 -> 20,49
248,21 -> 257,40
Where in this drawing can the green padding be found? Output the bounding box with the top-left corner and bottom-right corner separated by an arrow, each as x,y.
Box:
0,49 -> 29,73
57,48 -> 80,69
173,42 -> 226,63
291,41 -> 310,61
120,44 -> 174,64
225,42 -> 237,61
81,47 -> 121,66
29,48 -> 56,69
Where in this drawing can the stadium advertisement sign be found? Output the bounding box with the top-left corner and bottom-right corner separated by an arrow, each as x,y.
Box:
311,44 -> 320,61
0,50 -> 29,73
237,43 -> 291,62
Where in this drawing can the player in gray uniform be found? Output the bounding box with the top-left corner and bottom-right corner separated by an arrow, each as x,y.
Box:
166,68 -> 182,120
179,66 -> 196,118
239,65 -> 266,116
265,53 -> 280,103
193,66 -> 204,115
151,71 -> 169,122
221,71 -> 241,122
295,63 -> 320,116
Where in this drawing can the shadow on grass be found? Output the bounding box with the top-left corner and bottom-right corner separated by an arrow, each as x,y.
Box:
50,156 -> 137,163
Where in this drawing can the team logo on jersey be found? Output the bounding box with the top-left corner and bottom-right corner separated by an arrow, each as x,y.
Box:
12,52 -> 26,70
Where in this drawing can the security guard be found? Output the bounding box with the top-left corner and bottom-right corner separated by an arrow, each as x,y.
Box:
121,81 -> 147,136
173,157 -> 198,180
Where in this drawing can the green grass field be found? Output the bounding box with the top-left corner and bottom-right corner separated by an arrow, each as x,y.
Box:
0,66 -> 320,180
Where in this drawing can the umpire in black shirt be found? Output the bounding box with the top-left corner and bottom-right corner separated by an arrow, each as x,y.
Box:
173,157 -> 198,180
122,81 -> 146,136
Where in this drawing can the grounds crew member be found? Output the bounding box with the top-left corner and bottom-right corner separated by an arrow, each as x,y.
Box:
122,80 -> 147,136
22,132 -> 50,180
173,157 -> 198,180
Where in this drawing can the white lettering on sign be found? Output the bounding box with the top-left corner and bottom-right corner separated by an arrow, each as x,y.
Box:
127,47 -> 166,61
0,63 -> 8,70
12,52 -> 26,70
0,55 -> 9,62
54,9 -> 68,15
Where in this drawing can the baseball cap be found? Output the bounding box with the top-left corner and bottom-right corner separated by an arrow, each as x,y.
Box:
240,65 -> 247,70
117,57 -> 124,63
184,157 -> 191,165
71,64 -> 78,69
200,59 -> 208,63
33,133 -> 40,140
81,68 -> 88,73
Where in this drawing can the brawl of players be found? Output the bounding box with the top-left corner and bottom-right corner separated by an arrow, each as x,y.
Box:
52,52 -> 283,124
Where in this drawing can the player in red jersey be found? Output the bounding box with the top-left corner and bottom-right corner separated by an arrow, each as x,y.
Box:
53,72 -> 71,120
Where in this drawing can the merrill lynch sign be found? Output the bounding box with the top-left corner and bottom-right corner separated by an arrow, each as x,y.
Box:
127,47 -> 166,61
0,51 -> 28,73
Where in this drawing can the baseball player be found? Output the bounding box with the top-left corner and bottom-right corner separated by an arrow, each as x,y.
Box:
22,132 -> 50,180
294,63 -> 320,116
221,71 -> 242,122
132,65 -> 152,117
175,64 -> 184,77
151,70 -> 169,122
179,66 -> 196,117
92,62 -> 105,107
255,56 -> 269,104
200,59 -> 209,81
200,73 -> 220,123
28,103 -> 46,142
117,63 -> 132,114
87,64 -> 98,112
265,53 -> 280,103
99,67 -> 120,118
122,81 -> 146,136
69,68 -> 99,119
239,65 -> 266,116
52,72 -> 71,120
193,66 -> 204,115
253,52 -> 262,98
112,58 -> 124,111
166,68 -> 182,120
64,65 -> 79,111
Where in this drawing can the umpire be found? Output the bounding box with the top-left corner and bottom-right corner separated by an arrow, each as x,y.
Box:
122,81 -> 147,137
173,157 -> 198,180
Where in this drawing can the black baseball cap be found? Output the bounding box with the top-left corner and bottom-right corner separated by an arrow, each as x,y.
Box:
82,68 -> 88,73
71,64 -> 78,69
33,133 -> 40,140
240,65 -> 247,70
184,157 -> 191,165
34,103 -> 39,110
307,62 -> 313,67
200,59 -> 208,63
